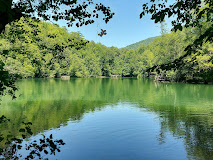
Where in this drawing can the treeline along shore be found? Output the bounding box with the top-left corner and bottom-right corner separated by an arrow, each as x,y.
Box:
0,17 -> 212,83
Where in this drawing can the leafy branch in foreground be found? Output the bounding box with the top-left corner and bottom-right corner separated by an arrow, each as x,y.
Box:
140,0 -> 213,32
147,24 -> 213,72
0,59 -> 18,100
141,0 -> 213,71
0,115 -> 65,160
0,0 -> 115,33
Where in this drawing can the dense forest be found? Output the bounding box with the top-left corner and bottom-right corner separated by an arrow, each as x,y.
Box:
0,17 -> 212,83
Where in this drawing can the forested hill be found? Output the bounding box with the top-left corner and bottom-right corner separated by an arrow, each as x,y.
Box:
125,36 -> 160,49
0,17 -> 212,83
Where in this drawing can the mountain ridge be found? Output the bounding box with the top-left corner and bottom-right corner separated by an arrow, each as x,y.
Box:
125,36 -> 160,49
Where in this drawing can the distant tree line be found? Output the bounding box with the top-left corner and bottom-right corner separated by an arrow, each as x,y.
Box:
0,17 -> 212,83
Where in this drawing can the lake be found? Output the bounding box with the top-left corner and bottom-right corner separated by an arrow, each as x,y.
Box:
0,78 -> 213,159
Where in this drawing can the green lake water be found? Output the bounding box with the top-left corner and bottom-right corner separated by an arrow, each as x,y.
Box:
0,78 -> 213,159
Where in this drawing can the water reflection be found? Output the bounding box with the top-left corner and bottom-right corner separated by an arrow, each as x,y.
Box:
0,78 -> 213,159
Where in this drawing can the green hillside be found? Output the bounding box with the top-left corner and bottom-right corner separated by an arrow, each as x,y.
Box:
125,36 -> 160,49
0,17 -> 212,83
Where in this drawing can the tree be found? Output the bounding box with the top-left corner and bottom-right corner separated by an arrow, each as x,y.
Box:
0,38 -> 17,99
160,20 -> 168,36
140,0 -> 212,37
0,0 -> 115,98
141,0 -> 213,71
0,0 -> 115,33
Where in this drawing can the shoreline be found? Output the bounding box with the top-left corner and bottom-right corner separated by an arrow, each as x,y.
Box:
16,77 -> 213,85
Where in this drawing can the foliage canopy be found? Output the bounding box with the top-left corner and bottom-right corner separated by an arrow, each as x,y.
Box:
1,17 -> 212,83
0,0 -> 115,33
140,0 -> 213,71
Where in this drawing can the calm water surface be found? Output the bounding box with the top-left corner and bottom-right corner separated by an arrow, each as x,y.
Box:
0,78 -> 213,160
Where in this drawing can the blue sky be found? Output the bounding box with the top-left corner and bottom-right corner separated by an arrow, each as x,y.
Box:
13,0 -> 172,48
56,0 -> 174,48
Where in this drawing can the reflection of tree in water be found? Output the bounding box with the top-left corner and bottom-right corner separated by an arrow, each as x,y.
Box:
0,78 -> 213,159
184,120 -> 213,160
0,100 -> 106,140
151,104 -> 213,160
